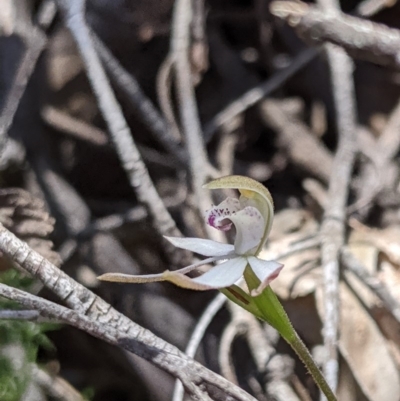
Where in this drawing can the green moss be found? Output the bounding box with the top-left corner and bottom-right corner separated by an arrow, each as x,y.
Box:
0,269 -> 57,401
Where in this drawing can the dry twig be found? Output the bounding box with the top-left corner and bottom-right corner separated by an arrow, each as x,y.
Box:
0,0 -> 56,155
56,0 -> 182,248
0,223 -> 256,401
156,55 -> 181,142
220,303 -> 299,401
0,309 -> 40,320
297,0 -> 358,394
33,365 -> 85,401
41,105 -> 109,146
92,33 -> 187,166
259,100 -> 333,183
219,311 -> 243,385
172,293 -> 227,401
342,247 -> 400,324
353,99 -> 400,217
270,1 -> 400,69
169,0 -> 214,216
356,0 -> 398,16
204,47 -> 318,140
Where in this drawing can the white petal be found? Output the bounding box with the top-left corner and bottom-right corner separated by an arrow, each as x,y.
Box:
165,236 -> 235,257
191,257 -> 247,288
205,197 -> 241,231
229,207 -> 264,255
247,256 -> 283,296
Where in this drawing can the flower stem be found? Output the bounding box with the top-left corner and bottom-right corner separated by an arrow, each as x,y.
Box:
242,267 -> 337,401
289,332 -> 337,401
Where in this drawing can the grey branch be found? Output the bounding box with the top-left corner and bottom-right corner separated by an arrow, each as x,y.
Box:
33,365 -> 85,401
356,0 -> 397,16
0,223 -> 256,401
342,248 -> 400,324
204,47 -> 318,140
0,309 -> 40,320
41,105 -> 109,146
270,1 -> 400,69
259,100 -> 333,184
55,0 -> 182,245
0,1 -> 56,155
353,98 -> 400,217
173,293 -> 227,401
170,0 -> 214,217
308,0 -> 358,395
92,33 -> 187,166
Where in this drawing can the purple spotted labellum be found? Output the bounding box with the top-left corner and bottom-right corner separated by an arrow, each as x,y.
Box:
98,176 -> 283,297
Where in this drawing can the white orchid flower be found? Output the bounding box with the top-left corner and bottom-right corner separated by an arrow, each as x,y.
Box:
98,176 -> 283,296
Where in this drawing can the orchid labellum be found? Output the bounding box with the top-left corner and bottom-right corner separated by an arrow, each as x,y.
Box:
98,176 -> 283,296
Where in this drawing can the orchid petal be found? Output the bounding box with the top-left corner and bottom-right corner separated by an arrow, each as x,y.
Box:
205,197 -> 241,231
205,197 -> 265,255
97,256 -> 223,283
204,175 -> 274,255
247,256 -> 283,296
98,272 -> 168,283
163,257 -> 247,290
161,271 -> 212,290
228,207 -> 264,255
165,236 -> 235,257
192,257 -> 247,287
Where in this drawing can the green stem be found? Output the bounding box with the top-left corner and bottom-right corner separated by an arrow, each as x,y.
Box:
242,266 -> 337,401
290,332 -> 337,401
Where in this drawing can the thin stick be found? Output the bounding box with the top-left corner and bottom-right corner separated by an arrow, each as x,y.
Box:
352,97 -> 400,217
341,248 -> 400,324
314,0 -> 358,395
33,365 -> 85,401
259,100 -> 333,184
220,303 -> 301,401
356,0 -> 398,16
0,1 -> 56,154
172,293 -> 227,401
219,315 -> 242,384
0,309 -> 40,320
245,319 -> 299,401
92,33 -> 187,165
41,105 -> 109,146
156,55 -> 182,142
270,1 -> 400,69
56,0 -> 182,244
170,0 -> 214,216
204,47 -> 318,140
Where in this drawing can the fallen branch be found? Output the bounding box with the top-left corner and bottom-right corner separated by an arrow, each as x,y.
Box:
0,223 -> 256,401
311,0 -> 358,394
270,1 -> 400,69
